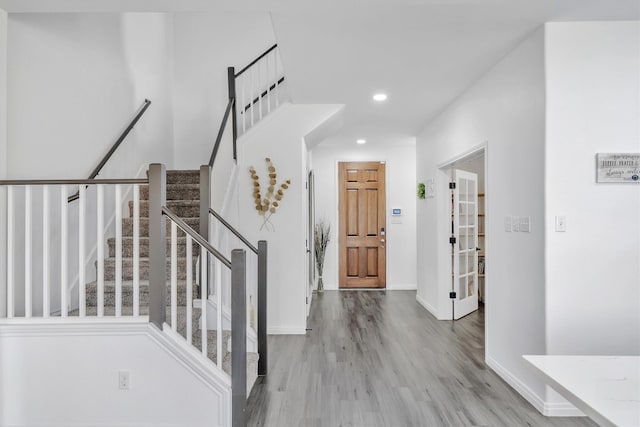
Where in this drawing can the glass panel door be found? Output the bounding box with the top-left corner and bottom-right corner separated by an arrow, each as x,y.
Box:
452,169 -> 479,319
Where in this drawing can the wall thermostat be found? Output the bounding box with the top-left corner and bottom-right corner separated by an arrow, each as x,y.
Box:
391,208 -> 402,216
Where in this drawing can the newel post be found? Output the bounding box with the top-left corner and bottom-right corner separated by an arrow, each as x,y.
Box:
257,240 -> 268,376
148,163 -> 166,329
228,66 -> 238,162
231,248 -> 247,427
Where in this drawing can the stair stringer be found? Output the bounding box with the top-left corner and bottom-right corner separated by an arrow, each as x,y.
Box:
0,319 -> 231,427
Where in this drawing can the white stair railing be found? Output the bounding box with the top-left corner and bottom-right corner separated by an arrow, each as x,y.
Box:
0,179 -> 147,320
234,44 -> 287,137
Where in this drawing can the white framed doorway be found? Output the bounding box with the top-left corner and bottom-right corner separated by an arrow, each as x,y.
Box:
438,144 -> 487,322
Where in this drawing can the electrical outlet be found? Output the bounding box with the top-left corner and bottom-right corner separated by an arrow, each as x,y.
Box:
555,216 -> 566,232
118,371 -> 130,390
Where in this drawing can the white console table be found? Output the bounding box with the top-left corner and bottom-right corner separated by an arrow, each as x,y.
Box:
523,355 -> 640,427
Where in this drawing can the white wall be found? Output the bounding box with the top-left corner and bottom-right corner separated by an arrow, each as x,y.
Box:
0,8 -> 7,318
545,22 -> 640,356
416,27 -> 548,409
7,13 -> 173,180
310,140 -> 417,290
171,12 -> 276,169
237,103 -> 343,334
6,13 -> 175,316
0,324 -> 227,427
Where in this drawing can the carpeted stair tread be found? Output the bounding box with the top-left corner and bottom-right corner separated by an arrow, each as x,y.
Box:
122,217 -> 200,237
85,279 -> 198,307
165,170 -> 200,185
130,199 -> 200,218
107,236 -> 200,258
101,257 -> 196,281
140,184 -> 200,201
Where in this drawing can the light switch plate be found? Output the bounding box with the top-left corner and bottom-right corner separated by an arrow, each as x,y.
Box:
520,216 -> 531,233
555,216 -> 566,232
504,216 -> 512,232
512,216 -> 520,232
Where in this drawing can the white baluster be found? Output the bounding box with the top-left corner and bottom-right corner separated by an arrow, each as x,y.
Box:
258,58 -> 263,121
115,185 -> 122,317
267,52 -> 271,114
186,235 -> 193,345
201,250 -> 208,358
6,187 -> 13,318
78,185 -> 86,317
24,186 -> 32,318
133,184 -> 140,317
241,74 -> 246,134
275,48 -> 280,107
42,186 -> 50,318
60,187 -> 68,317
250,66 -> 255,128
171,221 -> 177,332
216,258 -> 222,368
97,185 -> 104,317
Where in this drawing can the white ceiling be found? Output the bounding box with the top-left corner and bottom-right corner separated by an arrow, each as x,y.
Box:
1,0 -> 638,144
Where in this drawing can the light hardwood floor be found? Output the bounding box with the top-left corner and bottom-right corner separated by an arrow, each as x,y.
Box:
247,291 -> 596,427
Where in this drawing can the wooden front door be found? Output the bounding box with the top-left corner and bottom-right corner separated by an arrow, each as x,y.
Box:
338,161 -> 386,288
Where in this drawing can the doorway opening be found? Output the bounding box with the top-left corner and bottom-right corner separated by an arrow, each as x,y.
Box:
440,148 -> 486,321
337,161 -> 387,289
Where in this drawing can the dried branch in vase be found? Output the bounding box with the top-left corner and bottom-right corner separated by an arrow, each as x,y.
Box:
249,157 -> 291,231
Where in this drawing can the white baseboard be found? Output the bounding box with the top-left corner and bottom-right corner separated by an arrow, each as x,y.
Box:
543,401 -> 585,417
386,283 -> 417,290
415,293 -> 439,319
2,424 -> 225,427
485,356 -> 583,417
268,326 -> 307,335
486,356 -> 546,414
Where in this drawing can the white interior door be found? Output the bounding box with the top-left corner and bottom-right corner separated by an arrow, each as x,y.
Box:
453,169 -> 479,319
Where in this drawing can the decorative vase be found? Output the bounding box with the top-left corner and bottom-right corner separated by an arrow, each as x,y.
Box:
317,276 -> 324,293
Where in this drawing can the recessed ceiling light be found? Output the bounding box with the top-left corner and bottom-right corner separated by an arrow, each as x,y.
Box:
357,139 -> 367,144
373,93 -> 387,102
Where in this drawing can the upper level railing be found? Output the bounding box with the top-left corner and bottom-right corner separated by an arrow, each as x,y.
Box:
208,44 -> 286,168
68,99 -> 151,202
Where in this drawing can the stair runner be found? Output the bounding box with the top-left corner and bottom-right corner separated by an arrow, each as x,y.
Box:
79,170 -> 258,392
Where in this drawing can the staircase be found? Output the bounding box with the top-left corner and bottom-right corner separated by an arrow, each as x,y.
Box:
83,169 -> 259,392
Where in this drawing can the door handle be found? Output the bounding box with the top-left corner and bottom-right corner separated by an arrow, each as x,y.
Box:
380,239 -> 385,243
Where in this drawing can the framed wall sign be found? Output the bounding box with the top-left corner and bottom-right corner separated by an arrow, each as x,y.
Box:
596,153 -> 640,183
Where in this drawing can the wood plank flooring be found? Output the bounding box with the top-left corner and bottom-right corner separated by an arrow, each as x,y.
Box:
247,291 -> 596,427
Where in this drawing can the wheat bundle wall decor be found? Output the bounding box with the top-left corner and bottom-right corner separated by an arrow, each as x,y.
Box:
249,157 -> 291,231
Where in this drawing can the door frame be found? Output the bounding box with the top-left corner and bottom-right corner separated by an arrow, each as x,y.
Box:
306,169 -> 315,317
332,158 -> 389,290
437,142 -> 489,354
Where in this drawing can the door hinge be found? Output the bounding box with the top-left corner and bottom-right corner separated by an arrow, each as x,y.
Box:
449,182 -> 456,189
449,237 -> 457,244
306,297 -> 309,304
449,292 -> 457,299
